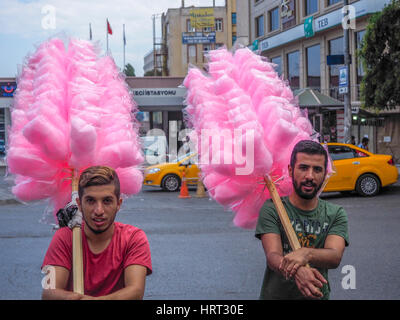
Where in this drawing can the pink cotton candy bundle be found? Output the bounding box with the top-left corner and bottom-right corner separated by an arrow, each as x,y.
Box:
7,37 -> 143,221
183,47 -> 321,229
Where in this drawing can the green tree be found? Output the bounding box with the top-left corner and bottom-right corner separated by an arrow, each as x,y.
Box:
359,0 -> 400,110
123,63 -> 136,76
144,70 -> 162,76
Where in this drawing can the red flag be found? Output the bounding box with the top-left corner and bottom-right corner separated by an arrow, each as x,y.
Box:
107,19 -> 113,35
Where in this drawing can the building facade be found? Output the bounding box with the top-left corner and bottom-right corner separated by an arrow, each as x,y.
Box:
161,0 -> 237,77
243,0 -> 393,154
143,49 -> 163,75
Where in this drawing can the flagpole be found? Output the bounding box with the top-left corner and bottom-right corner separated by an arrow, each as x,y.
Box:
106,19 -> 109,54
89,23 -> 92,41
123,24 -> 126,70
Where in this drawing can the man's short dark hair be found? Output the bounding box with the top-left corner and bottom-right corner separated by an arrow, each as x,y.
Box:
78,166 -> 120,200
362,137 -> 369,144
290,140 -> 328,170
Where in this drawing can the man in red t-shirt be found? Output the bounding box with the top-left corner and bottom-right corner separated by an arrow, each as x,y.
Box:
41,166 -> 152,300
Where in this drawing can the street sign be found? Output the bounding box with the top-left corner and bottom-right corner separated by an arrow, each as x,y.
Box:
339,66 -> 348,95
327,55 -> 344,65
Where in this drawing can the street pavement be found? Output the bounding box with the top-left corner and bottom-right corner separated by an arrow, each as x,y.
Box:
0,172 -> 399,300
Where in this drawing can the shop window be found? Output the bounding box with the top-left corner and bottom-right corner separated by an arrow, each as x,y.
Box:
271,56 -> 282,76
232,13 -> 236,25
152,111 -> 163,130
287,50 -> 300,89
306,44 -> 321,88
329,37 -> 344,90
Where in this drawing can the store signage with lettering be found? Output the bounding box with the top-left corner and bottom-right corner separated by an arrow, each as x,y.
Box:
132,88 -> 187,107
258,0 -> 391,52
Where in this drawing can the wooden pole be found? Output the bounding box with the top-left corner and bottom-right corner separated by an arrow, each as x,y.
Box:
264,176 -> 301,251
71,171 -> 84,294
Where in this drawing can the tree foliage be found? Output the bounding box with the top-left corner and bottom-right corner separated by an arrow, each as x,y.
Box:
144,70 -> 162,76
359,0 -> 400,110
123,63 -> 136,76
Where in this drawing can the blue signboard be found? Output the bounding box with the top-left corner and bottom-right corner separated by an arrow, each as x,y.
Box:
182,32 -> 216,44
0,82 -> 17,97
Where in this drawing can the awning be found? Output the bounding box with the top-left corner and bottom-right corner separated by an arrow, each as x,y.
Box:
294,88 -> 344,108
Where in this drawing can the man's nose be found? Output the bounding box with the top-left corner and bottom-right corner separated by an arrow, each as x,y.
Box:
94,201 -> 105,215
305,168 -> 314,180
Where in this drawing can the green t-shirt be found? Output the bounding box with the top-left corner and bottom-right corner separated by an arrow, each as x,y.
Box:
255,197 -> 349,300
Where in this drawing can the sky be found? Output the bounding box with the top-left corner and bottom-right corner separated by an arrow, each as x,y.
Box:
0,0 -> 226,78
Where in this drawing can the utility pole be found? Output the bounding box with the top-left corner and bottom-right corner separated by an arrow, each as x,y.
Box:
343,0 -> 352,144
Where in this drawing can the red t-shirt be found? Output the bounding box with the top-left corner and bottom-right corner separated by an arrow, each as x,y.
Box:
42,222 -> 152,297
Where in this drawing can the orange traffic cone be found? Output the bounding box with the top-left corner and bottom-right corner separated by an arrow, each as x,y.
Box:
179,170 -> 191,199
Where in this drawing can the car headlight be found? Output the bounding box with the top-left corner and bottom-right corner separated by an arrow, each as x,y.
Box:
147,168 -> 161,174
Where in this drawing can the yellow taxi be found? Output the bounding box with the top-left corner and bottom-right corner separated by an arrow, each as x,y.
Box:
143,152 -> 200,192
143,145 -> 398,196
323,143 -> 398,196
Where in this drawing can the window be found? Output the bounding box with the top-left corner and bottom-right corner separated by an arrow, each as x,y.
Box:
215,19 -> 223,32
188,44 -> 197,63
356,30 -> 366,84
328,145 -> 359,161
287,50 -> 300,89
269,7 -> 279,32
271,56 -> 282,76
187,19 -> 195,32
327,0 -> 342,6
232,12 -> 236,25
306,44 -> 321,88
203,44 -> 212,62
305,0 -> 318,16
255,15 -> 264,38
329,37 -> 344,88
232,33 -> 237,45
152,112 -> 163,130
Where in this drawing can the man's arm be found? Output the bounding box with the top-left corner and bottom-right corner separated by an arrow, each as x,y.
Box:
279,234 -> 346,278
261,233 -> 327,300
42,266 -> 83,300
81,265 -> 147,300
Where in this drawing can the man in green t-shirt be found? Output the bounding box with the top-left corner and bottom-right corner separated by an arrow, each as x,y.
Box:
255,140 -> 349,300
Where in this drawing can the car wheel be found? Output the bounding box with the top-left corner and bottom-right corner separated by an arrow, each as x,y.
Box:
356,174 -> 380,196
161,174 -> 181,192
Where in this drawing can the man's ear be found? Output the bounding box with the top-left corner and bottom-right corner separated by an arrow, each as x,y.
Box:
117,197 -> 123,211
288,165 -> 293,178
